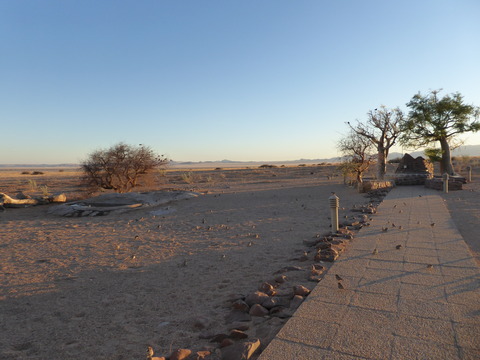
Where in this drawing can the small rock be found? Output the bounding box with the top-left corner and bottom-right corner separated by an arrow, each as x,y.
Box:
210,333 -> 230,343
245,291 -> 269,306
273,275 -> 287,284
225,310 -> 251,323
262,296 -> 290,309
310,264 -> 326,276
219,338 -> 235,348
169,348 -> 192,360
255,320 -> 284,347
232,300 -> 249,312
221,339 -> 261,360
314,248 -> 339,262
229,329 -> 248,339
316,241 -> 333,250
273,266 -> 303,274
269,306 -> 288,315
293,285 -> 311,297
258,282 -> 275,293
249,304 -> 269,317
195,350 -> 212,360
290,295 -> 304,310
275,289 -> 294,297
51,193 -> 67,203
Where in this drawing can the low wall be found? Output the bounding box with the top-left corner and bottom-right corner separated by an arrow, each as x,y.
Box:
393,173 -> 431,186
424,178 -> 463,191
358,180 -> 394,193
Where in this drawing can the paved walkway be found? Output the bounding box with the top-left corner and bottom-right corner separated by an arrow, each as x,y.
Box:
259,186 -> 480,359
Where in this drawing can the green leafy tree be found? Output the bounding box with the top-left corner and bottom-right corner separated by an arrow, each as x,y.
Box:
424,148 -> 443,172
401,90 -> 480,175
82,143 -> 169,193
348,106 -> 403,180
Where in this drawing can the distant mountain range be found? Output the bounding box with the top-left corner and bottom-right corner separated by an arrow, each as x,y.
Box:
2,145 -> 479,168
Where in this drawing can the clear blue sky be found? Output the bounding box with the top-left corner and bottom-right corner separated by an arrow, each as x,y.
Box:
1,0 -> 479,164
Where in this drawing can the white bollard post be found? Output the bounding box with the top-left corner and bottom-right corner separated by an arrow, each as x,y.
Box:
443,173 -> 449,193
329,192 -> 339,233
467,166 -> 472,182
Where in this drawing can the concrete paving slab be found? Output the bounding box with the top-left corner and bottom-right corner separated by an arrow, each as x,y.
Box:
390,336 -> 461,360
258,339 -> 333,359
258,186 -> 480,360
275,317 -> 338,349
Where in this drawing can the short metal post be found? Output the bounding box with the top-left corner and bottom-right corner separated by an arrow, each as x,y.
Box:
443,173 -> 449,193
466,166 -> 472,182
329,192 -> 339,233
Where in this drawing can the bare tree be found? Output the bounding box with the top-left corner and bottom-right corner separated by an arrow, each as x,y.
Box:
81,143 -> 169,193
338,130 -> 375,184
348,106 -> 403,180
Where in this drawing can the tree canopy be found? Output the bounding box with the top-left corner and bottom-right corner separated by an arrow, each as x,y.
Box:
400,90 -> 480,175
81,143 -> 169,193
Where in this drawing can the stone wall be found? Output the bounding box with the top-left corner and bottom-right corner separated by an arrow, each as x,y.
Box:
425,177 -> 463,191
394,154 -> 433,185
358,180 -> 394,193
394,173 -> 432,185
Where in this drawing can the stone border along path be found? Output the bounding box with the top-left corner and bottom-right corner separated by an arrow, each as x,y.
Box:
258,186 -> 480,360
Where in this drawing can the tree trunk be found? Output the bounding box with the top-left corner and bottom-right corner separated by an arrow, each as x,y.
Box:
439,138 -> 455,175
0,193 -> 39,207
377,146 -> 386,180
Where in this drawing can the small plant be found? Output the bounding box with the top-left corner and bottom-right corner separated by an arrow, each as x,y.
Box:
39,185 -> 50,197
181,171 -> 198,184
21,171 -> 30,175
31,171 -> 44,175
28,179 -> 38,191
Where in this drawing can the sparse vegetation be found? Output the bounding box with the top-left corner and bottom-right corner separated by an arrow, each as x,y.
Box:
348,106 -> 403,180
81,142 -> 169,193
338,130 -> 375,184
181,171 -> 199,184
39,185 -> 50,197
28,179 -> 38,191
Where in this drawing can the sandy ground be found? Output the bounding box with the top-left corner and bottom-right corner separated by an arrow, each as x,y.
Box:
0,165 -> 478,359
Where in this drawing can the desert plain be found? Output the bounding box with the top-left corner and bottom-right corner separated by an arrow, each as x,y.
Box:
0,163 -> 479,359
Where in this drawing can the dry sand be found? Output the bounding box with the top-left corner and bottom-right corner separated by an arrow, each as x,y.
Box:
0,165 -> 478,359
